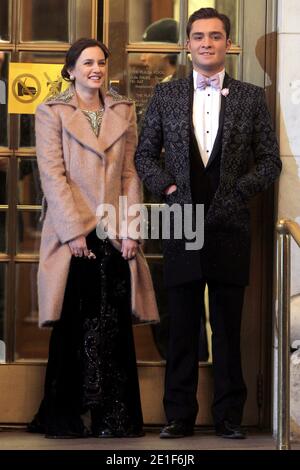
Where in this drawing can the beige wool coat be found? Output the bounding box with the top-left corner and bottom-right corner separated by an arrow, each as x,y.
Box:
35,85 -> 159,327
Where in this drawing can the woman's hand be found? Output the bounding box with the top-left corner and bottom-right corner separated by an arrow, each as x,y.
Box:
121,238 -> 138,260
68,235 -> 91,258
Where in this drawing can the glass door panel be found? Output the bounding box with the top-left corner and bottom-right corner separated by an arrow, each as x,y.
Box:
0,0 -> 11,42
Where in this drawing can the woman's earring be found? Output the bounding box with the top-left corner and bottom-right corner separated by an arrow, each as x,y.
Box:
70,74 -> 75,81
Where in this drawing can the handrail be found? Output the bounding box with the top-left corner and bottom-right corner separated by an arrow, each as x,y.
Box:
276,218 -> 300,450
279,220 -> 300,248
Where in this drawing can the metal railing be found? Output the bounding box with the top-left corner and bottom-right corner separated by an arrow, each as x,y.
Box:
276,219 -> 300,450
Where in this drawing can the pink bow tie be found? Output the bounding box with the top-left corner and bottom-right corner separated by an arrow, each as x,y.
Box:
196,73 -> 221,91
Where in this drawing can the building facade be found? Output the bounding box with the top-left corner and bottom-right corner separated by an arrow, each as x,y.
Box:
0,0 -> 299,436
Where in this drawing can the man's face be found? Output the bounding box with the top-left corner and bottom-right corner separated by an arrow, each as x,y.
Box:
140,52 -> 167,73
187,18 -> 231,75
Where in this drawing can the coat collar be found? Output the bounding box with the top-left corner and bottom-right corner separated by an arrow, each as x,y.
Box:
221,73 -> 242,151
45,85 -> 134,157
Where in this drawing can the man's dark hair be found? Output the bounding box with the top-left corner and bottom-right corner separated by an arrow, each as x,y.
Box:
61,38 -> 110,81
186,8 -> 231,40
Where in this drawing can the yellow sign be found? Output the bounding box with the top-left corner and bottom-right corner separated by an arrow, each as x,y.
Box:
8,63 -> 69,114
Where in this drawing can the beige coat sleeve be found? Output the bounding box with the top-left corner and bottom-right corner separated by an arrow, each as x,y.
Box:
35,103 -> 84,244
120,104 -> 143,240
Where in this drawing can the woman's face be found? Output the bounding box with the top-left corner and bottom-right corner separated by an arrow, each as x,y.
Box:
69,46 -> 106,93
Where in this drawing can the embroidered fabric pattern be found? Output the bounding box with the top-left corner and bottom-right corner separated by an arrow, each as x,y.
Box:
46,87 -> 74,103
81,109 -> 104,137
81,239 -> 130,433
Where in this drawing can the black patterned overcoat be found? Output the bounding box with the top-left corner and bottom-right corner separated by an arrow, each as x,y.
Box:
135,74 -> 282,286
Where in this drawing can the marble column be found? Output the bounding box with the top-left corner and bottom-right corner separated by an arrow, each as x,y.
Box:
276,0 -> 300,440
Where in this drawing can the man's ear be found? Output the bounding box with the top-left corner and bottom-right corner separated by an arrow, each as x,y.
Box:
226,38 -> 232,52
186,39 -> 191,53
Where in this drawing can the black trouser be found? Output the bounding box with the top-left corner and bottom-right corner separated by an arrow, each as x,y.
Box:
164,279 -> 247,427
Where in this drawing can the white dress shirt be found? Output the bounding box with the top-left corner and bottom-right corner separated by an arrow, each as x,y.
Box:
192,69 -> 225,167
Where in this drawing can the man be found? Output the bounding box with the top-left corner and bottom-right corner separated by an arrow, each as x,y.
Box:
140,18 -> 210,362
135,8 -> 281,439
140,18 -> 179,83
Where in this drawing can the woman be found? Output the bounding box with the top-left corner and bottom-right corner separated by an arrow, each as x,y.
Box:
28,38 -> 159,439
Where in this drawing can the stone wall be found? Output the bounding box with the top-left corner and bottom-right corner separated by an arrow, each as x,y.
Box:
277,0 -> 300,441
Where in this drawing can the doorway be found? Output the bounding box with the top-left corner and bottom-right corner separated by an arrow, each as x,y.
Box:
0,0 -> 277,427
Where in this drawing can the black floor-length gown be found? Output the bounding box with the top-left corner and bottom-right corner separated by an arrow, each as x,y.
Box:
30,230 -> 143,437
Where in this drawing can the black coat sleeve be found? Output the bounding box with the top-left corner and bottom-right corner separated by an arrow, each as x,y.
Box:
135,86 -> 175,197
236,87 -> 281,201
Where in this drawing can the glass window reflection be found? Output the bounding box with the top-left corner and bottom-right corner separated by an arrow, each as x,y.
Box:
17,210 -> 42,255
127,52 -> 180,127
20,115 -> 35,148
224,53 -> 240,80
20,0 -> 69,42
74,0 -> 93,39
0,211 -> 7,253
128,0 -> 180,43
97,0 -> 104,41
18,158 -> 42,206
0,52 -> 9,147
19,0 -> 94,43
0,263 -> 6,344
15,263 -> 50,360
134,258 -> 167,361
0,158 -> 8,204
0,0 -> 10,42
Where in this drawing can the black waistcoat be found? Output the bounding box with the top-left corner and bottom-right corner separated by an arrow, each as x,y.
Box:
189,80 -> 225,211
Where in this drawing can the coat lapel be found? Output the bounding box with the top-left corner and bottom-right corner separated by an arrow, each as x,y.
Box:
98,99 -> 130,153
179,75 -> 192,163
221,74 -> 242,153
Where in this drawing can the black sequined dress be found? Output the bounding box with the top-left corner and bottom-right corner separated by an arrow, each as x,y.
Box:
31,230 -> 143,437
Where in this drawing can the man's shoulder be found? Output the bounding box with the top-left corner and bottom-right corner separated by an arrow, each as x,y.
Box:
155,77 -> 190,94
231,78 -> 264,97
